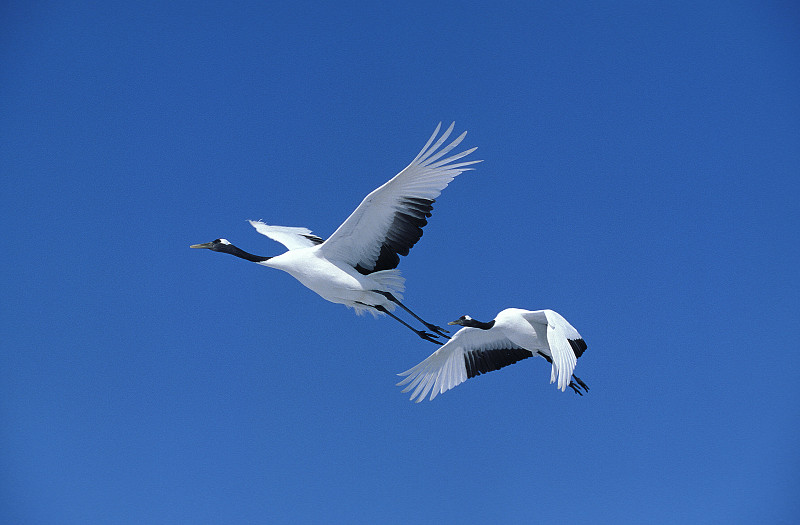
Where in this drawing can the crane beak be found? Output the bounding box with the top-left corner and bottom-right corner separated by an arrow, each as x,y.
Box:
447,320 -> 461,326
190,242 -> 213,249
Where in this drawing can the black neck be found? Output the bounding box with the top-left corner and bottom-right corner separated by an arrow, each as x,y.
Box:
464,319 -> 496,330
224,244 -> 272,263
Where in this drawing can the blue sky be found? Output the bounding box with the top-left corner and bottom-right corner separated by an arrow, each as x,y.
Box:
2,1 -> 798,523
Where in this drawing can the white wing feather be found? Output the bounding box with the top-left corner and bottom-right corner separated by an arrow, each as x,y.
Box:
397,327 -> 517,403
546,323 -> 577,391
522,309 -> 581,392
318,122 -> 480,271
248,221 -> 322,251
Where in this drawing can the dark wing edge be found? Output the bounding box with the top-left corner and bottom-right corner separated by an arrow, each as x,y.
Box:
302,234 -> 325,245
464,347 -> 535,379
568,338 -> 587,358
354,197 -> 434,274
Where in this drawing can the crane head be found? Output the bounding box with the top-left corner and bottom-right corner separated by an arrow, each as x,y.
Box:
190,238 -> 232,252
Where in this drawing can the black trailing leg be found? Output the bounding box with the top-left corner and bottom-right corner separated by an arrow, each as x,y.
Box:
373,291 -> 450,338
568,381 -> 584,396
368,304 -> 442,345
571,374 -> 589,393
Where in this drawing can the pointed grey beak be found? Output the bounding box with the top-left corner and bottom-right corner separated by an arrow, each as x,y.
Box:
190,242 -> 213,249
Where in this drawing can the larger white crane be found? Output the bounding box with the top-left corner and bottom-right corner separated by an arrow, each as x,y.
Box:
397,308 -> 589,401
191,123 -> 479,343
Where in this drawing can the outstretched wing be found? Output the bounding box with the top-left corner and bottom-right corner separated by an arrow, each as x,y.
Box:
521,309 -> 585,392
397,327 -> 532,402
248,221 -> 324,251
318,122 -> 480,274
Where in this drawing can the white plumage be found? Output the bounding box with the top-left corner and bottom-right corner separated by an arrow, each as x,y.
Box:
191,123 -> 479,342
397,308 -> 588,402
318,123 -> 477,272
248,223 -> 322,251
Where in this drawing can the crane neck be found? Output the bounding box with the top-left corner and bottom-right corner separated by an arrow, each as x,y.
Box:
465,319 -> 496,330
225,244 -> 272,263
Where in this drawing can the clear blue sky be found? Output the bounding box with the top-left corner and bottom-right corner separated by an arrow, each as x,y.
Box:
2,1 -> 798,523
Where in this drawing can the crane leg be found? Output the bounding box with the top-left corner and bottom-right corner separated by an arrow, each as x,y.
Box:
571,374 -> 589,393
568,381 -> 584,396
372,291 -> 450,338
361,303 -> 442,344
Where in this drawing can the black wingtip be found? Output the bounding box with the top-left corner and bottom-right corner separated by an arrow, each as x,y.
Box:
355,198 -> 436,274
463,347 -> 534,379
569,338 -> 587,358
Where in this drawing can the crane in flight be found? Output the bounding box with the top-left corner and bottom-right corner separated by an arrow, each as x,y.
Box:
191,123 -> 480,343
398,308 -> 589,401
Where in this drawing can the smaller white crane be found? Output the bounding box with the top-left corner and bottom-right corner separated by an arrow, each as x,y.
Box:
397,308 -> 589,402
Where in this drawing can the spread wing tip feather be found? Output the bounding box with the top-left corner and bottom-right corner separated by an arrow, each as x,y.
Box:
318,122 -> 479,275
